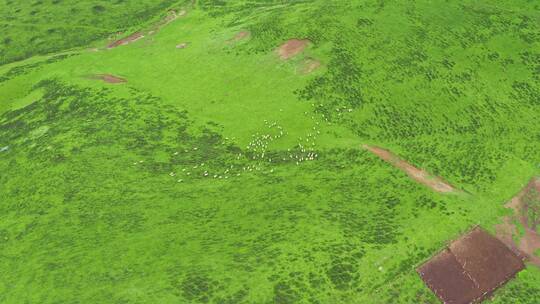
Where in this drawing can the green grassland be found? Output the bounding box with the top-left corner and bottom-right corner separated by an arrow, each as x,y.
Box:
0,0 -> 539,303
0,0 -> 187,65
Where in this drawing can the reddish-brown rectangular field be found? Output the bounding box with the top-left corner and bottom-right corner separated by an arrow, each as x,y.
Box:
418,249 -> 480,303
417,227 -> 525,304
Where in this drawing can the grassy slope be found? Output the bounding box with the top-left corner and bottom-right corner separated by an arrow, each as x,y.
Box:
0,0 -> 187,65
0,0 -> 539,303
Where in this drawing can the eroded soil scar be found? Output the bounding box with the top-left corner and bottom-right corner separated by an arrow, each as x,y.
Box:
230,31 -> 250,42
107,32 -> 145,49
277,39 -> 310,60
362,144 -> 459,193
496,177 -> 540,267
107,9 -> 185,49
88,74 -> 127,84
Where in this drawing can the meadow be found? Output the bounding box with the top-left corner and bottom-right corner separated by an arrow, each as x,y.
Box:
0,0 -> 539,303
0,0 -> 186,65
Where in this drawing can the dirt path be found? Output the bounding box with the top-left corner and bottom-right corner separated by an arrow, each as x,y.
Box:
496,178 -> 540,267
88,74 -> 127,84
362,144 -> 459,193
107,32 -> 145,49
277,39 -> 310,60
107,9 -> 185,49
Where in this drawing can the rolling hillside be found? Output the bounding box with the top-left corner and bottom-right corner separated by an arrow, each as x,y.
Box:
0,1 -> 539,303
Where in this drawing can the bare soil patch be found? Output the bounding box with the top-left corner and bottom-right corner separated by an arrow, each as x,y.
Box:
277,39 -> 310,60
496,178 -> 540,267
107,32 -> 144,49
88,74 -> 127,84
362,144 -> 458,193
495,217 -> 525,258
418,227 -> 525,304
108,9 -> 184,49
300,58 -> 321,74
232,31 -> 250,42
225,31 -> 250,45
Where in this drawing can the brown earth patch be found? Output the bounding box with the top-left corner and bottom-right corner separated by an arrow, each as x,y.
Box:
362,144 -> 459,193
299,58 -> 321,74
88,74 -> 127,84
225,31 -> 250,45
108,9 -> 184,49
418,226 -> 525,304
277,39 -> 310,60
232,31 -> 250,41
107,32 -> 144,49
496,178 -> 540,267
495,217 -> 525,258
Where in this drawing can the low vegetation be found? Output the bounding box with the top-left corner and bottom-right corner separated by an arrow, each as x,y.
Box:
0,0 -> 187,65
0,0 -> 539,303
